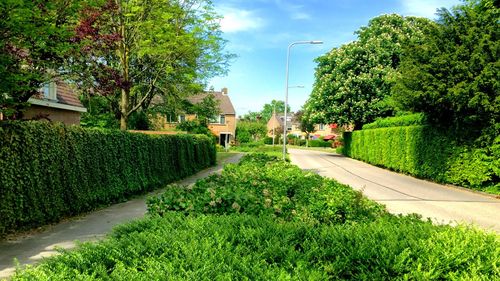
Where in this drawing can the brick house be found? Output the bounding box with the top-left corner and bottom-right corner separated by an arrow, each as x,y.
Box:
23,81 -> 87,125
161,88 -> 237,146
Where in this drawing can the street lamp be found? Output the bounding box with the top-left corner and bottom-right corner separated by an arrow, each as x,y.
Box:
283,40 -> 323,161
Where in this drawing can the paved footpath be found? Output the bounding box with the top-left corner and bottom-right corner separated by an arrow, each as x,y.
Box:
289,149 -> 500,233
0,153 -> 242,279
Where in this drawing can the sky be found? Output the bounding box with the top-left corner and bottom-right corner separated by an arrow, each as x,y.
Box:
207,0 -> 462,116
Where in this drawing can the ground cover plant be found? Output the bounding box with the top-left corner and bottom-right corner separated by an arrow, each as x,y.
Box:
11,154 -> 500,280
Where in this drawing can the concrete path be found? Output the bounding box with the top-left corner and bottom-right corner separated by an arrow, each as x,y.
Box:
0,153 -> 243,279
289,149 -> 500,233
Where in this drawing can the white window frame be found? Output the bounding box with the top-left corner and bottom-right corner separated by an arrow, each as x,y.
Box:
41,82 -> 57,101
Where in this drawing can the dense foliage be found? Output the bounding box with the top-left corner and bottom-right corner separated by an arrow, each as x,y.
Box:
305,14 -> 433,129
240,100 -> 290,123
392,0 -> 499,139
0,121 -> 215,237
362,113 -> 427,129
11,154 -> 500,280
147,153 -> 384,224
342,126 -> 499,193
236,121 -> 267,143
70,0 -> 233,130
0,0 -> 84,119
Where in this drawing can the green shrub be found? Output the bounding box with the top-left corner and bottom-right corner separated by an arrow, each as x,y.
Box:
362,113 -> 427,130
10,154 -> 500,280
12,213 -> 499,280
308,139 -> 332,148
0,121 -> 216,237
342,126 -> 499,193
263,136 -> 273,144
147,154 -> 384,225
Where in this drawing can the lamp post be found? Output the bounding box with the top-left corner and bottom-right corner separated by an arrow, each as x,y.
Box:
283,40 -> 323,161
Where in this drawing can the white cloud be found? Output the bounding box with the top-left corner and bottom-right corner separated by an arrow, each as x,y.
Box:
401,0 -> 461,18
219,7 -> 265,33
291,12 -> 311,20
274,0 -> 312,21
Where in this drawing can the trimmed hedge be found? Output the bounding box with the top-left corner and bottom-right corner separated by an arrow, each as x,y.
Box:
362,113 -> 427,130
342,126 -> 499,193
0,121 -> 216,237
308,139 -> 332,148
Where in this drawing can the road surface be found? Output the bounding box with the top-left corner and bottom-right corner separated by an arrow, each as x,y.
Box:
289,149 -> 499,232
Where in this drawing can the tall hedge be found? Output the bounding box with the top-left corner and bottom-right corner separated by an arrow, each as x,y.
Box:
0,121 -> 216,237
342,126 -> 499,193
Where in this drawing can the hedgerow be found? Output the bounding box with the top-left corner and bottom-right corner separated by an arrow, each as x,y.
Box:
342,126 -> 499,193
0,121 -> 216,237
362,113 -> 427,129
11,154 -> 500,280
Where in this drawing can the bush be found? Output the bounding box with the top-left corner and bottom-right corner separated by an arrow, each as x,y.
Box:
308,139 -> 332,148
362,113 -> 427,130
0,121 -> 216,237
236,121 -> 267,143
342,126 -> 499,193
176,120 -> 213,136
11,154 -> 500,280
147,153 -> 384,225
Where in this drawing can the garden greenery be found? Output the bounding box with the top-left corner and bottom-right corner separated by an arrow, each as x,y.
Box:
342,126 -> 499,194
362,113 -> 427,130
11,154 -> 500,280
0,121 -> 216,237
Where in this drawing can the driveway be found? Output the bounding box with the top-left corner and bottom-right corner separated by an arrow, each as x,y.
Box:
289,149 -> 499,233
0,153 -> 243,280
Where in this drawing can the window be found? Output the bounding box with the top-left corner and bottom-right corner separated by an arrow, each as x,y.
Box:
179,114 -> 186,122
41,82 -> 57,100
210,114 -> 225,124
319,124 -> 325,130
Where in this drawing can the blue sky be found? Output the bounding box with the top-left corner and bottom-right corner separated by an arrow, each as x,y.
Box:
208,0 -> 462,116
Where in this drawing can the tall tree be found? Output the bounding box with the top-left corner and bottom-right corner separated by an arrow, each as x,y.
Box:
72,0 -> 233,130
0,0 -> 84,119
392,0 -> 499,139
305,14 -> 433,129
260,100 -> 290,122
294,110 -> 315,146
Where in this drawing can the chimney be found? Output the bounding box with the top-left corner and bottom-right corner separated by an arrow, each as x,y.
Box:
221,87 -> 228,95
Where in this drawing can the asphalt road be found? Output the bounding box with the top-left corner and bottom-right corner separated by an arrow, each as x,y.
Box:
289,148 -> 500,233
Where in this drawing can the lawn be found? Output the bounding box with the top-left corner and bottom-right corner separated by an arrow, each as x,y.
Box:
12,154 -> 500,280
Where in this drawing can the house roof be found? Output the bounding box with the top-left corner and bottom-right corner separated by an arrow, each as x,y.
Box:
186,90 -> 236,115
30,80 -> 86,112
55,81 -> 84,108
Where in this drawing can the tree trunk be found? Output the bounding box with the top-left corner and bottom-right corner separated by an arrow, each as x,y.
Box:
120,87 -> 129,130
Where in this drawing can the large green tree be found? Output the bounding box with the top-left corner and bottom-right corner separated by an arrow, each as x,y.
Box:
305,14 -> 433,129
392,0 -> 499,139
0,0 -> 84,119
71,0 -> 232,130
241,100 -> 290,123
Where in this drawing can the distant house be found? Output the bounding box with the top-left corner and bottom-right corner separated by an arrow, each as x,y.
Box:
267,112 -> 293,138
267,112 -> 351,141
161,88 -> 237,146
23,80 -> 87,125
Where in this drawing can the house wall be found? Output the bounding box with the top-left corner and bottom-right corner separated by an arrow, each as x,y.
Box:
208,114 -> 236,137
23,105 -> 81,125
155,113 -> 236,138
